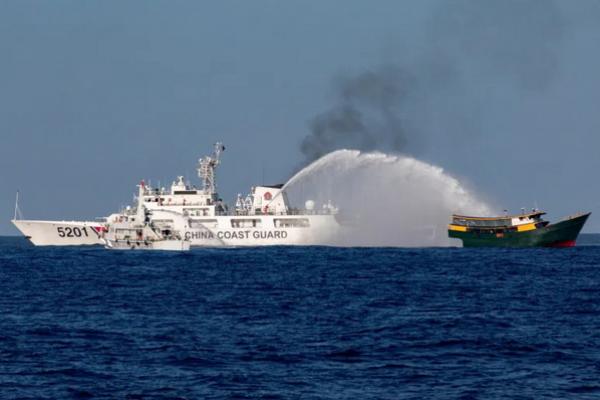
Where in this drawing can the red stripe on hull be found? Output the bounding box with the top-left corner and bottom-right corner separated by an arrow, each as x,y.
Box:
548,240 -> 576,248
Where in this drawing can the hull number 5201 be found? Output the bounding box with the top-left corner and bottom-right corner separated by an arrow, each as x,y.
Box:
57,227 -> 89,237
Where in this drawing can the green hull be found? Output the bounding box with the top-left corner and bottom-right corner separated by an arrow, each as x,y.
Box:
449,213 -> 590,248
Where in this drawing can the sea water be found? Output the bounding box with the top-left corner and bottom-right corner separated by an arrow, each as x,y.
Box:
2,236 -> 600,399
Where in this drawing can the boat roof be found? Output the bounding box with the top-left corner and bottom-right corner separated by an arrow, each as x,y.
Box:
452,211 -> 546,221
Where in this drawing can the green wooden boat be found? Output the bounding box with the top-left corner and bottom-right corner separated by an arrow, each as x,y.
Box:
448,211 -> 591,248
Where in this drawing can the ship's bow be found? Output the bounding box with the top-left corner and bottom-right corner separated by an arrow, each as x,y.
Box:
543,212 -> 591,248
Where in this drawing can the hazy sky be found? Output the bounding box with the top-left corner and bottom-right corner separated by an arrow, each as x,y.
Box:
2,0 -> 600,235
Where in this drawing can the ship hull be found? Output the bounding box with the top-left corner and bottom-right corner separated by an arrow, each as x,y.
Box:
12,220 -> 105,246
12,214 -> 339,247
449,213 -> 590,248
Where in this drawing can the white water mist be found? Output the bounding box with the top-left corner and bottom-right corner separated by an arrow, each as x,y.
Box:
285,150 -> 493,247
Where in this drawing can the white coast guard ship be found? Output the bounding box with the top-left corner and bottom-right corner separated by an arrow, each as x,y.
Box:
12,143 -> 340,247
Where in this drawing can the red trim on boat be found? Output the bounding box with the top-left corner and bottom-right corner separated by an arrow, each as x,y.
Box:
549,240 -> 576,248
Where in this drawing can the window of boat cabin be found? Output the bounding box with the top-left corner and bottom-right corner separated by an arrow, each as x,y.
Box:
274,218 -> 310,228
231,219 -> 262,228
519,214 -> 542,222
184,208 -> 210,217
453,217 -> 511,228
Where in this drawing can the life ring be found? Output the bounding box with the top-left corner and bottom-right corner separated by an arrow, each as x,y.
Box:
264,192 -> 272,201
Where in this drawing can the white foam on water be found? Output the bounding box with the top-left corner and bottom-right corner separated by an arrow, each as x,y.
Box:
285,149 -> 493,247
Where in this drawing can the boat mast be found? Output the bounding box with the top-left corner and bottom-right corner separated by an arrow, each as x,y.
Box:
197,142 -> 225,194
13,191 -> 23,220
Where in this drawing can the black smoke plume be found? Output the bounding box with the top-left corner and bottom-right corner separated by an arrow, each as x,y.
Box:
301,67 -> 416,162
300,0 -> 566,163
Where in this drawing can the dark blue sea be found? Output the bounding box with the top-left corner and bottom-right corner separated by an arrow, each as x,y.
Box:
2,236 -> 600,399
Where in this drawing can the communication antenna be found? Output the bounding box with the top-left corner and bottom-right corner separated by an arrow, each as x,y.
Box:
197,142 -> 225,194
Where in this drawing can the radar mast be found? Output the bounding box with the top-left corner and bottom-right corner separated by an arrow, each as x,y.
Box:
197,142 -> 225,194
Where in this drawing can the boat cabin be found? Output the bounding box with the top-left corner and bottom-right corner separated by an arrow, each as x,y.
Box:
449,211 -> 549,233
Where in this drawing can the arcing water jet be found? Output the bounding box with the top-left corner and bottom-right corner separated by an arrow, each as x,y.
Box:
285,149 -> 493,247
